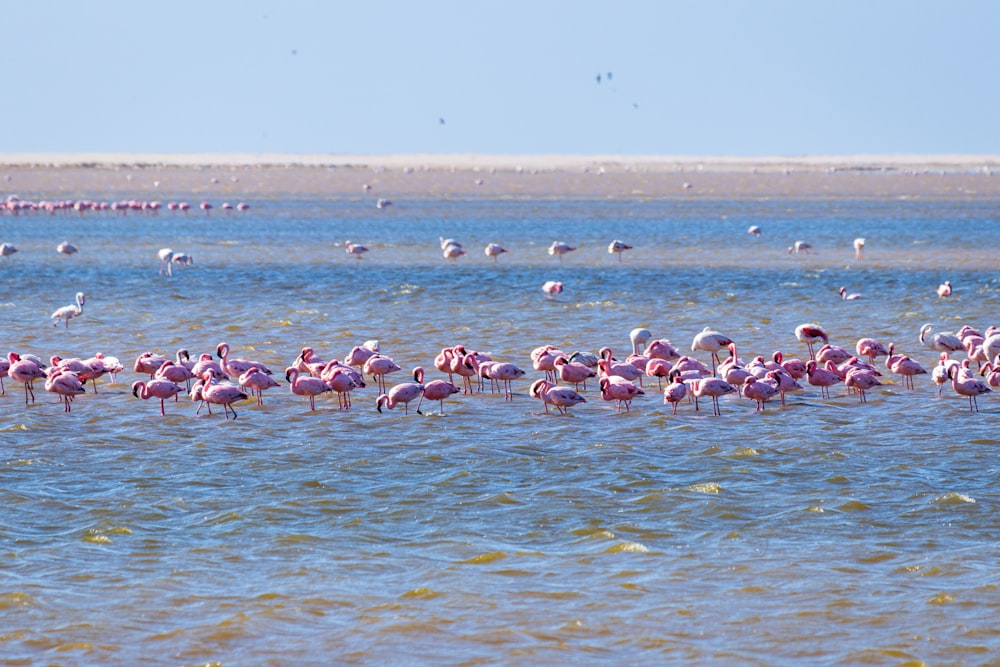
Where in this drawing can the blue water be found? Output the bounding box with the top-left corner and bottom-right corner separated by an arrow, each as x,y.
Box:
1,191 -> 999,665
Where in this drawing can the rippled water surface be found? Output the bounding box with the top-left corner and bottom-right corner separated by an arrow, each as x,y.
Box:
2,193 -> 1000,665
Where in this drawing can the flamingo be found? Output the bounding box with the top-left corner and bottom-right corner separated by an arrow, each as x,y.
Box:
416,368 -> 461,415
919,324 -> 964,354
855,338 -> 890,365
599,376 -> 644,412
692,377 -> 737,416
487,362 -> 525,401
45,369 -> 85,412
980,329 -> 1000,365
742,375 -> 779,411
887,352 -> 927,390
200,201 -> 213,215
155,360 -> 197,391
645,357 -> 674,390
805,360 -> 842,399
853,237 -> 865,260
554,355 -> 596,391
548,241 -> 576,260
844,368 -> 882,403
345,240 -> 369,259
795,324 -> 829,360
747,225 -> 761,237
607,239 -> 632,261
442,242 -> 466,259
528,379 -> 586,414
132,379 -> 184,415
158,248 -> 174,276
542,281 -> 563,295
484,243 -> 507,263
645,339 -> 681,361
323,367 -> 363,409
597,347 -> 643,383
948,364 -> 991,412
172,253 -> 193,270
217,342 -> 272,381
662,371 -> 689,414
937,281 -> 952,297
839,286 -> 861,300
788,241 -> 812,254
375,367 -> 424,414
931,353 -> 958,395
51,292 -> 85,327
0,242 -> 18,257
8,352 -> 47,404
343,342 -> 379,370
239,367 -> 281,405
199,372 -> 248,419
363,354 -> 402,394
690,327 -> 734,375
56,241 -> 79,255
629,328 -> 652,355
284,367 -> 329,411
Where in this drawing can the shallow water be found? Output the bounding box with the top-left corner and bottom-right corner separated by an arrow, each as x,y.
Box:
1,194 -> 1000,665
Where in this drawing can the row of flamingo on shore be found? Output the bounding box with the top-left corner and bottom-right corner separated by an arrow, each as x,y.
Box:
0,195 -> 249,216
2,321 -> 996,419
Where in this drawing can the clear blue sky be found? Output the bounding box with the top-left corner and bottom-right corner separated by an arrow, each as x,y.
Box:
6,1 -> 998,156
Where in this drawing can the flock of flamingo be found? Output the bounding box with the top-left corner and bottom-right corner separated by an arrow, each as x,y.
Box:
2,320 -> 996,419
0,194 -> 249,216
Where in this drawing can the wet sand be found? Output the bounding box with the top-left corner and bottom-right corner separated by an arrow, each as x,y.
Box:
2,153 -> 1000,200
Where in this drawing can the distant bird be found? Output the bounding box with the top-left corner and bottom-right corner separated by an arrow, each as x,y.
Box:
376,198 -> 393,208
1,242 -> 18,257
442,242 -> 466,259
542,281 -> 563,295
158,248 -> 174,276
937,280 -> 953,297
200,201 -> 213,215
853,237 -> 865,260
548,241 -> 576,260
345,240 -> 369,259
788,241 -> 812,254
51,292 -> 85,328
747,226 -> 761,238
56,241 -> 79,255
172,253 -> 193,270
236,202 -> 250,211
607,240 -> 632,261
484,243 -> 507,263
839,286 -> 861,300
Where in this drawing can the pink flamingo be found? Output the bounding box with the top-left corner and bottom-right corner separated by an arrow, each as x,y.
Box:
815,344 -> 852,366
191,353 -> 226,381
451,351 -> 480,394
200,201 -> 213,215
344,342 -> 380,371
597,347 -> 643,383
919,324 -> 963,354
948,364 -> 991,412
548,241 -> 576,260
51,291 -> 85,327
345,240 -> 369,259
134,351 -> 169,378
323,367 -> 363,409
887,352 -> 927,390
839,286 -> 861,300
599,377 -> 644,412
529,379 -> 586,414
217,342 -> 271,381
9,352 -> 47,404
285,367 -> 329,411
239,368 -> 281,405
692,377 -> 737,416
542,280 -> 563,295
531,345 -> 564,382
853,237 -> 865,260
773,351 -> 807,379
795,324 -> 829,360
200,372 -> 248,419
980,358 -> 1000,388
155,360 -> 196,391
486,362 -> 525,401
932,353 -> 958,395
158,248 -> 174,276
132,379 -> 184,415
363,354 -> 402,394
645,357 -> 674,390
937,280 -> 952,297
742,375 -> 779,411
607,239 -> 632,261
662,371 -> 689,414
417,370 -> 461,415
844,368 -> 882,403
554,355 -> 597,391
805,360 -> 842,399
690,327 -> 734,375
45,369 -> 85,412
645,339 -> 681,361
484,243 -> 507,263
375,368 -> 424,414
855,338 -> 890,365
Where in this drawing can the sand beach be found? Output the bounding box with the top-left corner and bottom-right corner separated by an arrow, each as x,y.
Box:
2,153 -> 1000,200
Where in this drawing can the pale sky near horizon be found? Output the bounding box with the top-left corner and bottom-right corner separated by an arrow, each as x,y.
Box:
5,1 -> 998,157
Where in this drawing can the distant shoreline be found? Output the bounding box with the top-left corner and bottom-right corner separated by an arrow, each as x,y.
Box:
3,153 -> 999,199
2,152 -> 1000,172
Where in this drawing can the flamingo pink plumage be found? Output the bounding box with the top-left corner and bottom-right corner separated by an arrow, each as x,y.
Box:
742,375 -> 779,411
8,352 -> 47,404
285,367 -> 329,411
948,364 -> 991,412
692,377 -> 737,416
805,360 -> 842,399
417,369 -> 461,415
132,379 -> 184,415
529,379 -> 586,414
599,376 -> 644,412
795,324 -> 829,360
45,369 -> 85,412
375,368 -> 424,414
239,367 -> 281,405
662,371 -> 689,414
